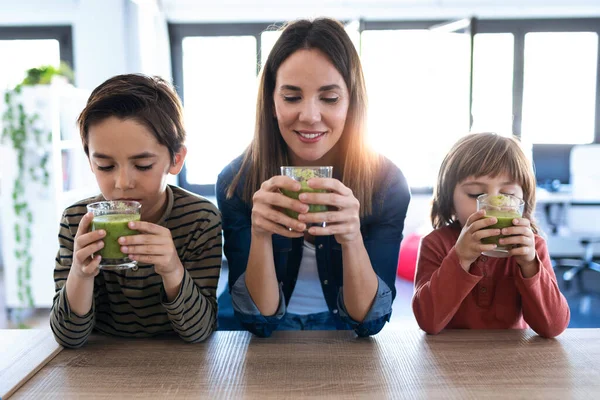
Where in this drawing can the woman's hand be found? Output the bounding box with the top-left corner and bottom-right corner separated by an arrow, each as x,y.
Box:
118,221 -> 182,276
500,217 -> 539,277
296,178 -> 361,244
454,210 -> 501,272
71,212 -> 105,279
251,176 -> 309,238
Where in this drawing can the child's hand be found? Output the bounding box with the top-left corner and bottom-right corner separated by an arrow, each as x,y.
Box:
118,221 -> 183,277
455,210 -> 501,272
500,217 -> 539,277
72,212 -> 104,279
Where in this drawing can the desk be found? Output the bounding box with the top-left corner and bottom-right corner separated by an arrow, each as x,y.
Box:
536,187 -> 572,234
9,328 -> 600,399
0,329 -> 62,399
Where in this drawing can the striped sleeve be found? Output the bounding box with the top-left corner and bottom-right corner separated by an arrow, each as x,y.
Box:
49,210 -> 95,348
161,201 -> 222,343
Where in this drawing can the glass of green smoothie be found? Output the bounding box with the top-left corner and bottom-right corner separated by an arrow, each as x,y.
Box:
280,166 -> 333,228
477,194 -> 525,258
86,200 -> 141,270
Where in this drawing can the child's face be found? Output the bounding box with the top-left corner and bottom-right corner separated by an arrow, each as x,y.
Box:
87,117 -> 186,223
452,173 -> 524,227
273,48 -> 349,166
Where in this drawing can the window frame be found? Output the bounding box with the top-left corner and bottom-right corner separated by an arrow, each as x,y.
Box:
0,25 -> 74,70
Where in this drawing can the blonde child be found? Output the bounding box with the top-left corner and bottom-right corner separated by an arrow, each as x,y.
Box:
412,133 -> 569,338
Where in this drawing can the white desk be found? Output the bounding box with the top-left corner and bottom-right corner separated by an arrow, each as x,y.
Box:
536,187 -> 572,235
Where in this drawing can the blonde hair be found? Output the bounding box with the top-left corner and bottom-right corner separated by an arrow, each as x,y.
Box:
226,18 -> 381,217
431,133 -> 538,233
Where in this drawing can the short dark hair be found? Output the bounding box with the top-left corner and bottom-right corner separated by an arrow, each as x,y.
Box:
77,74 -> 185,163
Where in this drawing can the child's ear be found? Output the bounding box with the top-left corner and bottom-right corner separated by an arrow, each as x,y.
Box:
168,145 -> 187,175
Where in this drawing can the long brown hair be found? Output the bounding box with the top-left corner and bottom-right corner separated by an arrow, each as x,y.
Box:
226,18 -> 381,217
431,133 -> 539,233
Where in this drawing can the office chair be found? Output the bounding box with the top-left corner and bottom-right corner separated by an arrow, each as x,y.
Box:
556,144 -> 600,292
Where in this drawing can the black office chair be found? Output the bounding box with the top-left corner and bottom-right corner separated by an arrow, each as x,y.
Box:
558,238 -> 600,291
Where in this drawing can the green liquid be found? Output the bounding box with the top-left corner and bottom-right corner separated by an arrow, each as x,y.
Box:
481,211 -> 521,246
92,214 -> 140,259
281,181 -> 328,219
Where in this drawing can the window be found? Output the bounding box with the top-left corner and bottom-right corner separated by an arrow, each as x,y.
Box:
171,19 -> 600,193
361,27 -> 471,188
471,33 -> 514,135
182,35 -> 257,187
521,32 -> 598,144
0,26 -> 73,92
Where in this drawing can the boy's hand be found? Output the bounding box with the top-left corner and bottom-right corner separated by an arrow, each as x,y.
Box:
118,221 -> 183,276
455,210 -> 501,272
72,212 -> 104,279
499,217 -> 539,278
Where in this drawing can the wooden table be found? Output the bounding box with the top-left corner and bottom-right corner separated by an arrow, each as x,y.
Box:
0,329 -> 62,399
7,328 -> 600,399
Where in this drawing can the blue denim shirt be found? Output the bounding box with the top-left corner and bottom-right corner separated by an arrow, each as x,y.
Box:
216,155 -> 411,337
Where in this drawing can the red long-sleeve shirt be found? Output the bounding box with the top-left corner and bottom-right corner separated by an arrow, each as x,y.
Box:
412,224 -> 570,338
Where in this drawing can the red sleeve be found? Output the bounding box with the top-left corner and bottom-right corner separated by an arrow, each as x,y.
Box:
411,231 -> 482,334
514,236 -> 570,338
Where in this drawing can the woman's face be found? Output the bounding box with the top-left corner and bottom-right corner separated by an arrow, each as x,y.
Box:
273,48 -> 349,166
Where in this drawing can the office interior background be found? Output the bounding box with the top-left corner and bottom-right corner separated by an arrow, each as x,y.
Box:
1,0 -> 599,328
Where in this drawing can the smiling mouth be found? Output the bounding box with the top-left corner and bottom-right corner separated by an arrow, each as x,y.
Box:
295,131 -> 326,142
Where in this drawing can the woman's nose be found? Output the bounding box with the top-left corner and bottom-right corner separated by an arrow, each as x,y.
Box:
298,100 -> 321,124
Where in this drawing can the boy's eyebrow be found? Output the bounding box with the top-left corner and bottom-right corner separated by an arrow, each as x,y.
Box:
92,151 -> 157,160
280,84 -> 342,92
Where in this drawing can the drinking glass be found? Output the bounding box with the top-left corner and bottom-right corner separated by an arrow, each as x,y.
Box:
280,166 -> 333,228
477,194 -> 525,258
87,200 -> 141,269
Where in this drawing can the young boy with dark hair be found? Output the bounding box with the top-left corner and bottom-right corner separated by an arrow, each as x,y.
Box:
50,74 -> 221,347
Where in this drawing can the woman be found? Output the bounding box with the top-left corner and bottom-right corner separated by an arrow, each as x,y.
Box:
216,17 -> 410,337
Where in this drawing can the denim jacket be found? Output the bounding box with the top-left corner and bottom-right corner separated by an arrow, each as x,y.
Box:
216,155 -> 411,337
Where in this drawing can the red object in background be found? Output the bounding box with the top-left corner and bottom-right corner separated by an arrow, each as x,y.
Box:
397,233 -> 422,282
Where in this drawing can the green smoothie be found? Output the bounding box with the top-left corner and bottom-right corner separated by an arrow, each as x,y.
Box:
480,210 -> 521,245
281,168 -> 328,219
92,214 -> 140,260
281,181 -> 328,219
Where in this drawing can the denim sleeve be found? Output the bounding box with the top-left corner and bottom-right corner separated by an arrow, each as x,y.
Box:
217,165 -> 285,337
230,272 -> 286,337
337,163 -> 411,337
337,276 -> 393,336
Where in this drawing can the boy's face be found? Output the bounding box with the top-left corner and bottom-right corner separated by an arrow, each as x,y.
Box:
452,173 -> 523,227
87,117 -> 186,223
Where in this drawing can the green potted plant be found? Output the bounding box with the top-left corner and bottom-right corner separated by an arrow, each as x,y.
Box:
1,62 -> 74,327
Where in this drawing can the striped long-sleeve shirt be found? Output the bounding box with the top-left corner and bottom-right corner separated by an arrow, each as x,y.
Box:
50,185 -> 222,348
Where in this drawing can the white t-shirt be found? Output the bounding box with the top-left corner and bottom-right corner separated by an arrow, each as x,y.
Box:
286,241 -> 330,315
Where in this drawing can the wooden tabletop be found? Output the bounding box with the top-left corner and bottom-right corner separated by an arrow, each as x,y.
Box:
9,328 -> 600,399
0,329 -> 62,399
